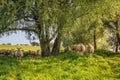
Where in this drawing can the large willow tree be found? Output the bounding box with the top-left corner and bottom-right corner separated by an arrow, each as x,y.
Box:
0,0 -> 75,57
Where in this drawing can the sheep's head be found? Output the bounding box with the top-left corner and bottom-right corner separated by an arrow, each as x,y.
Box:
17,48 -> 21,51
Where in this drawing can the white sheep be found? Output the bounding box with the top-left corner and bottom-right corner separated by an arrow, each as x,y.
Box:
76,44 -> 86,55
10,49 -> 15,57
64,44 -> 86,55
15,48 -> 24,58
35,50 -> 40,55
86,43 -> 94,54
64,46 -> 72,52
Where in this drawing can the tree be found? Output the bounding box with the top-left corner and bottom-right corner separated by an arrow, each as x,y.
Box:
0,1 -> 55,57
51,1 -> 74,55
0,0 -> 74,57
102,12 -> 120,52
87,17 -> 104,49
62,0 -> 110,49
99,0 -> 120,52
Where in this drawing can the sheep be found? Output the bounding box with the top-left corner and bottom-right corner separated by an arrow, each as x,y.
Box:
35,50 -> 40,56
4,50 -> 11,56
23,50 -> 29,57
64,44 -> 86,55
0,50 -> 5,56
86,43 -> 94,54
76,44 -> 86,55
15,48 -> 24,58
81,44 -> 86,54
28,50 -> 36,56
10,49 -> 16,57
0,50 -> 3,54
64,46 -> 72,52
70,45 -> 78,51
20,50 -> 28,57
28,50 -> 32,55
64,45 -> 79,52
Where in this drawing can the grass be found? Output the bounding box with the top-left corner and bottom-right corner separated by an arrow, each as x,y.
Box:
0,50 -> 120,80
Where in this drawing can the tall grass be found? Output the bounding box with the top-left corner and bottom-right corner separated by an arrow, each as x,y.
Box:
0,51 -> 120,80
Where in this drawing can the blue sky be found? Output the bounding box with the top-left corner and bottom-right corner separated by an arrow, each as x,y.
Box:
0,31 -> 32,45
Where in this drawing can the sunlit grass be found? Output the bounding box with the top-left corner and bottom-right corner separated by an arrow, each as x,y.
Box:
0,51 -> 120,80
0,45 -> 40,51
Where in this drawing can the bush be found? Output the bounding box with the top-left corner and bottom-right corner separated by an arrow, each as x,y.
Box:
30,42 -> 39,46
2,43 -> 6,45
7,43 -> 12,45
95,49 -> 119,57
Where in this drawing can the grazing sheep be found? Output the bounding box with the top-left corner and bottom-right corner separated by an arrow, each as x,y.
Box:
28,50 -> 36,56
4,50 -> 11,56
76,44 -> 86,55
0,50 -> 3,54
71,45 -> 78,51
0,50 -> 1,54
23,50 -> 29,56
35,50 -> 40,56
10,49 -> 15,57
86,43 -> 94,54
28,50 -> 32,55
0,50 -> 5,56
15,48 -> 24,58
64,44 -> 86,55
81,44 -> 86,54
64,45 -> 78,52
64,46 -> 72,52
77,44 -> 86,53
21,50 -> 28,57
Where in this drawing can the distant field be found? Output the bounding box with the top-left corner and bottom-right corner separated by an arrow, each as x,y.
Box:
0,45 -> 41,51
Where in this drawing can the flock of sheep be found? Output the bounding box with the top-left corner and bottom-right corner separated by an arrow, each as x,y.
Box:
0,48 -> 40,58
0,43 -> 94,58
64,43 -> 94,55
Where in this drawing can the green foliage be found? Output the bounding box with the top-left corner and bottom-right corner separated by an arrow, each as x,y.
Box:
30,42 -> 39,46
95,49 -> 120,57
62,31 -> 74,47
71,25 -> 93,44
0,51 -> 120,80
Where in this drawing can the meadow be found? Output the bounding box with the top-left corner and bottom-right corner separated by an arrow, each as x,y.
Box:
0,45 -> 120,80
0,45 -> 41,51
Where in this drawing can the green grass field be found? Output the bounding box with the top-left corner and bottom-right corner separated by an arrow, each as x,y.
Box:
0,49 -> 120,80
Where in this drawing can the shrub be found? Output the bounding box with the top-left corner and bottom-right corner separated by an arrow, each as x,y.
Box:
95,49 -> 119,57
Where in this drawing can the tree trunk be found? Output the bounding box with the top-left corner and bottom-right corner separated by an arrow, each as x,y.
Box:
115,42 -> 119,53
115,33 -> 119,53
51,32 -> 62,55
93,30 -> 97,49
40,38 -> 51,57
37,24 -> 51,57
115,20 -> 119,53
115,28 -> 119,53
